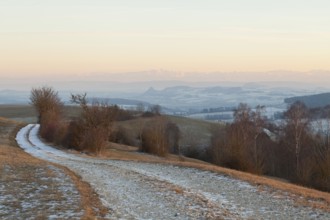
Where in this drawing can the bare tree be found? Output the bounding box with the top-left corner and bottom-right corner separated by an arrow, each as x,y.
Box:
141,117 -> 180,156
210,124 -> 228,166
220,103 -> 267,173
149,105 -> 162,116
325,109 -> 330,150
312,109 -> 330,190
30,87 -> 64,142
251,105 -> 266,172
284,101 -> 310,177
30,86 -> 63,123
136,102 -> 145,114
141,117 -> 167,156
233,103 -> 257,149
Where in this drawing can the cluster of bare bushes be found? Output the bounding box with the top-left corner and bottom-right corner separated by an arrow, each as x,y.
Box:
211,101 -> 330,192
30,87 -> 180,157
30,87 -> 118,154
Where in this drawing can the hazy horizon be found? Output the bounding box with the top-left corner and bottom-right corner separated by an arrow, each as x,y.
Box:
1,70 -> 330,95
1,1 -> 330,79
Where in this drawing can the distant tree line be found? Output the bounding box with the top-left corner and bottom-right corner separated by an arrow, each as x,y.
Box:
202,107 -> 235,113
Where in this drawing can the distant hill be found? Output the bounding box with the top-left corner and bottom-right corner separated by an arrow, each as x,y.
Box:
284,92 -> 330,108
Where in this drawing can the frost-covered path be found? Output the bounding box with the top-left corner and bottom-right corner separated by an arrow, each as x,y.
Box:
17,124 -> 330,219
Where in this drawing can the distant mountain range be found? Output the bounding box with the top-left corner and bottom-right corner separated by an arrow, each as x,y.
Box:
1,69 -> 330,111
137,84 -> 327,110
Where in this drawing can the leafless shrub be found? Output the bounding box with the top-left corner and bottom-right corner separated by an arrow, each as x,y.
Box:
39,112 -> 68,145
283,101 -> 310,178
140,117 -> 180,157
81,127 -> 108,154
30,87 -> 64,142
142,105 -> 162,117
149,105 -> 162,115
210,124 -> 230,166
301,134 -> 330,191
53,122 -> 68,146
39,110 -> 61,142
70,94 -> 117,154
110,126 -> 137,146
62,121 -> 84,150
30,87 -> 63,123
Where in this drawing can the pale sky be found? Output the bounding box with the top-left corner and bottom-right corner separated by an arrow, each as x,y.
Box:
1,0 -> 330,77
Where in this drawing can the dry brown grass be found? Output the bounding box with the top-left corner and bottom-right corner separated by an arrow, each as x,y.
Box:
0,117 -> 40,166
100,142 -> 208,165
113,115 -> 215,149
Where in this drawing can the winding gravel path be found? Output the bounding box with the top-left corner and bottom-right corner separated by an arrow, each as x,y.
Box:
17,124 -> 330,219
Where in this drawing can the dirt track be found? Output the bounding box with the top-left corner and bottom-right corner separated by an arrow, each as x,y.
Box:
17,124 -> 330,219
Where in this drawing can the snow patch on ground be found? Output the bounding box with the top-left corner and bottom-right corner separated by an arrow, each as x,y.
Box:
0,164 -> 83,219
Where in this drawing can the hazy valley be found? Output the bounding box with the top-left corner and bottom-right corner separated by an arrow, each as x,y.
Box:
2,71 -> 330,122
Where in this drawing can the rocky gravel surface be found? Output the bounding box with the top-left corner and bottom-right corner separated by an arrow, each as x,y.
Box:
17,124 -> 330,219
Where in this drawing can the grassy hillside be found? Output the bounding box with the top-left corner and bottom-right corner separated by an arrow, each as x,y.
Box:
113,115 -> 216,154
167,115 -> 215,148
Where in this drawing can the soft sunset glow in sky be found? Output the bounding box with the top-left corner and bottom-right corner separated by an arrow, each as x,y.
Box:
1,0 -> 330,77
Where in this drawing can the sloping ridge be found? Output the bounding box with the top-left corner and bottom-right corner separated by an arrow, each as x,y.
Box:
285,92 -> 330,108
